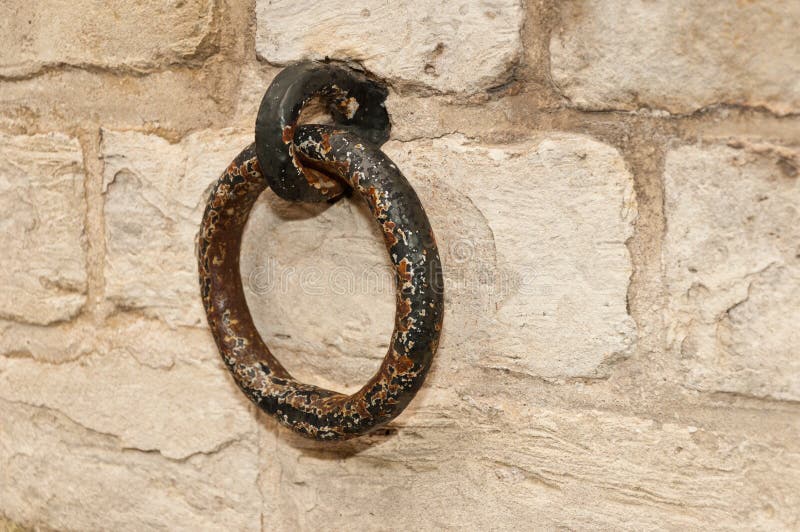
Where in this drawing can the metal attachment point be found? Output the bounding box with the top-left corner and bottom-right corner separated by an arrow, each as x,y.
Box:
198,62 -> 443,440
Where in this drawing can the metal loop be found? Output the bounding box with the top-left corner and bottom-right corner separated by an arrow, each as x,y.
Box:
198,65 -> 443,440
254,61 -> 391,203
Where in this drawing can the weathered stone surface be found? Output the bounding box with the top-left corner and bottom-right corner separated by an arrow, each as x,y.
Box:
0,399 -> 260,532
242,133 -> 637,382
0,315 -> 218,367
0,350 -> 253,460
0,68 -> 236,134
102,129 -> 251,327
259,388 -> 800,530
664,142 -> 800,401
550,1 -> 800,114
0,299 -> 259,530
0,320 -> 94,363
0,0 -> 218,78
242,193 -> 395,393
0,132 -> 87,325
254,0 -> 524,94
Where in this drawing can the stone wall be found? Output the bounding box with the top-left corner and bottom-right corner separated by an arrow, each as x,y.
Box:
1,1 -> 798,530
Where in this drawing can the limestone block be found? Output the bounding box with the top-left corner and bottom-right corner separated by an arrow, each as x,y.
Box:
0,351 -> 253,461
0,399 -> 260,531
102,128 -> 251,327
550,1 -> 800,114
664,142 -> 800,400
0,132 -> 87,325
0,0 -> 218,78
255,0 -> 524,93
1,278 -> 259,530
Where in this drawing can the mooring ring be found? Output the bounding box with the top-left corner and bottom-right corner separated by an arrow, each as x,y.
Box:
198,64 -> 443,440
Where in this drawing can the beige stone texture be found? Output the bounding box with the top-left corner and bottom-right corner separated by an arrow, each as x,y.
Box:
102,128 -> 251,327
0,132 -> 87,325
0,312 -> 259,530
259,392 -> 800,530
1,1 -> 799,530
0,349 -> 252,461
664,142 -> 800,401
0,0 -> 218,78
550,1 -> 800,114
255,0 -> 524,93
0,399 -> 260,531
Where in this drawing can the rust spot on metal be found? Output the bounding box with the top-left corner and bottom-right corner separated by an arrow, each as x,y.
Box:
365,186 -> 389,218
281,125 -> 295,144
300,165 -> 340,193
320,131 -> 333,154
391,351 -> 414,374
398,257 -> 413,282
398,297 -> 412,321
382,220 -> 398,247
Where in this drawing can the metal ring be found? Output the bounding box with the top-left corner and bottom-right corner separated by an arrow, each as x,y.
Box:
254,61 -> 391,203
198,66 -> 443,440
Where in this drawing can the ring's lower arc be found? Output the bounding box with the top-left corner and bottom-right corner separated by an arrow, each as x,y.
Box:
197,125 -> 443,440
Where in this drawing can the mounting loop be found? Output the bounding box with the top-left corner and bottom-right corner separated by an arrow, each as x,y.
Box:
198,61 -> 443,440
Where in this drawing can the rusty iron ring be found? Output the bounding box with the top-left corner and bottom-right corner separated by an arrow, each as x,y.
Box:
198,63 -> 443,440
